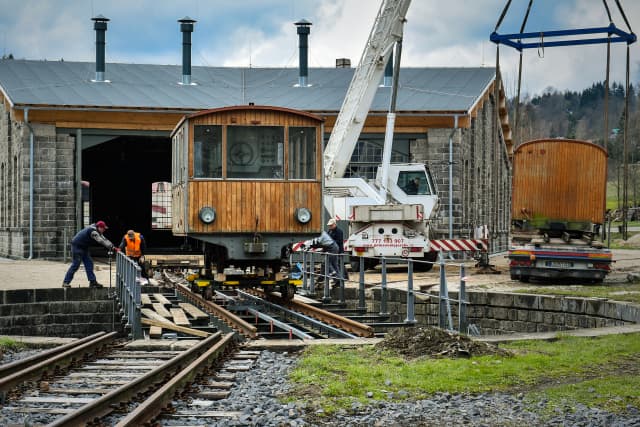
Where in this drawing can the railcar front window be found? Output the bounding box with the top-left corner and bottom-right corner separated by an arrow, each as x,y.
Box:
193,125 -> 222,178
227,126 -> 284,179
288,127 -> 316,179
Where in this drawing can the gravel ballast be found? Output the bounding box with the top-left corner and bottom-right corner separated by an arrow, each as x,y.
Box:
165,350 -> 640,427
2,349 -> 639,426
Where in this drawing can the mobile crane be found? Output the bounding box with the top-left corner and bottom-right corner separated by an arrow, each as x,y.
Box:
322,0 -> 441,271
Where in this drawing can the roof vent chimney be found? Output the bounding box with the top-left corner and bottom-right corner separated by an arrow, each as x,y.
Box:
91,15 -> 109,82
295,19 -> 312,87
383,55 -> 393,87
178,17 -> 196,85
335,58 -> 351,68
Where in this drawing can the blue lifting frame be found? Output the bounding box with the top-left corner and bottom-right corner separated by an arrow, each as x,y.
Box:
490,23 -> 636,50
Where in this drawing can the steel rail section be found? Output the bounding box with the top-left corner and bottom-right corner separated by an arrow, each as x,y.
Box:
48,331 -> 228,427
0,331 -> 118,395
245,307 -> 316,340
242,289 -> 371,338
171,280 -> 259,339
286,299 -> 374,338
0,331 -> 107,378
115,332 -> 236,426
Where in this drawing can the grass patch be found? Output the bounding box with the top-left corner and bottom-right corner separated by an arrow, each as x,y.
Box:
513,283 -> 640,304
290,334 -> 640,416
0,337 -> 27,352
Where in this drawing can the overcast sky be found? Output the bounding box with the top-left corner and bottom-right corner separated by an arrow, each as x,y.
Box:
0,0 -> 638,98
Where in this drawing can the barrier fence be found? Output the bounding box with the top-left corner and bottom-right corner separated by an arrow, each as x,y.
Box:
295,250 -> 473,334
114,251 -> 143,340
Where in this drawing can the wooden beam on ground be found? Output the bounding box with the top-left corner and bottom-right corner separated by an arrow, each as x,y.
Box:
152,303 -> 172,318
153,293 -> 172,306
141,318 -> 211,338
141,308 -> 176,325
178,302 -> 209,319
170,308 -> 191,327
149,326 -> 163,338
141,294 -> 152,306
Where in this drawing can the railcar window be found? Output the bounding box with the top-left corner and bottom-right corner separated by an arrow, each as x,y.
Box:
227,126 -> 284,179
151,181 -> 172,229
288,127 -> 316,179
193,125 -> 222,178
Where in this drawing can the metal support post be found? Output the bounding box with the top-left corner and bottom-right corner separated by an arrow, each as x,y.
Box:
323,253 -> 331,303
405,259 -> 416,323
309,252 -> 315,294
302,251 -> 308,293
358,256 -> 366,310
459,264 -> 468,334
380,257 -> 388,315
338,254 -> 345,303
438,251 -> 452,330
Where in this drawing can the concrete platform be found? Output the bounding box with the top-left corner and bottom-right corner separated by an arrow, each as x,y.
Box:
0,257 -> 116,290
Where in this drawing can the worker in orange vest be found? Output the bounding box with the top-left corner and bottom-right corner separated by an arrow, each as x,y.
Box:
119,229 -> 148,278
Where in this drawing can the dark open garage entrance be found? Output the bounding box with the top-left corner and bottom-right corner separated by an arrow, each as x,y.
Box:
82,133 -> 188,252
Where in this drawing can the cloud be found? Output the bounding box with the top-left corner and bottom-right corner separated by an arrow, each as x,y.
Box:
0,0 -> 638,96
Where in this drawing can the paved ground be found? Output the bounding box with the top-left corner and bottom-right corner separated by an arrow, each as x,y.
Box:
1,248 -> 640,293
0,256 -> 117,290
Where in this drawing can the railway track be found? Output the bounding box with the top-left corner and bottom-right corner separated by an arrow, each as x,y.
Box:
163,272 -> 373,340
0,331 -> 237,426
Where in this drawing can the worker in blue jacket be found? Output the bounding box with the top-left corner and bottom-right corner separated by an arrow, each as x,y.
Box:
303,228 -> 341,287
62,221 -> 117,288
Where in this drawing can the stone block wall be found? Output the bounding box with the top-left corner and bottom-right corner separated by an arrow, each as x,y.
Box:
0,101 -> 77,259
334,287 -> 640,335
409,92 -> 511,253
0,288 -> 120,337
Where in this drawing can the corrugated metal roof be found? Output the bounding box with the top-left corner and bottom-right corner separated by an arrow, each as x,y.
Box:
0,59 -> 495,113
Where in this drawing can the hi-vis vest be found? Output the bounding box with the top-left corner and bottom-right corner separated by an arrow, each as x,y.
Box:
124,233 -> 142,257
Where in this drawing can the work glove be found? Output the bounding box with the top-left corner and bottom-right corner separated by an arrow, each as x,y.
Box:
138,255 -> 145,263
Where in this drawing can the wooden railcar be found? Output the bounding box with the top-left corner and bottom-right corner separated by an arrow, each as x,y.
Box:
511,138 -> 607,237
171,105 -> 324,297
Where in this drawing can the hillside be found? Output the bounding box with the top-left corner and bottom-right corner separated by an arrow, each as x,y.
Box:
511,81 -> 639,171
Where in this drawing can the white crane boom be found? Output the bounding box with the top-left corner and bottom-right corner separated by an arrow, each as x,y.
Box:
323,0 -> 411,181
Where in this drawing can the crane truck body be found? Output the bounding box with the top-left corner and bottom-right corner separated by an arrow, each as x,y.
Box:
322,0 -> 445,271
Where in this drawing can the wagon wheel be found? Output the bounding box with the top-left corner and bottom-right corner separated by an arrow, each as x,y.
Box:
413,251 -> 438,272
279,283 -> 296,301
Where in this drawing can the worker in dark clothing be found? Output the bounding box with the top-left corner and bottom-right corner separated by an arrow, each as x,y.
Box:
119,229 -> 148,278
404,177 -> 420,195
303,231 -> 341,285
326,218 -> 348,286
63,221 -> 117,288
326,218 -> 344,253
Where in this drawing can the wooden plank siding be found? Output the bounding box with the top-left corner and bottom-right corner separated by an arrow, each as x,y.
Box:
511,139 -> 607,224
172,106 -> 324,235
187,181 -> 321,233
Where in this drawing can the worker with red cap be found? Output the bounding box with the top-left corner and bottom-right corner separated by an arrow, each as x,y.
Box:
63,221 -> 117,288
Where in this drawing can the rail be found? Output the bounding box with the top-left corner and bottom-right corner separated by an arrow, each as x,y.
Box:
0,331 -> 118,399
114,332 -> 236,426
239,289 -> 363,338
170,277 -> 259,339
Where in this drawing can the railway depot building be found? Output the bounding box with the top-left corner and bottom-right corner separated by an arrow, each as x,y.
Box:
0,19 -> 512,260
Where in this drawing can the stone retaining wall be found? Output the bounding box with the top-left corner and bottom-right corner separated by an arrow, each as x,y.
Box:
336,288 -> 640,335
0,288 -> 121,337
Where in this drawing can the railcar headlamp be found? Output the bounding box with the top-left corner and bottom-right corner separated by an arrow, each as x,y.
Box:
199,206 -> 216,224
295,207 -> 312,224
